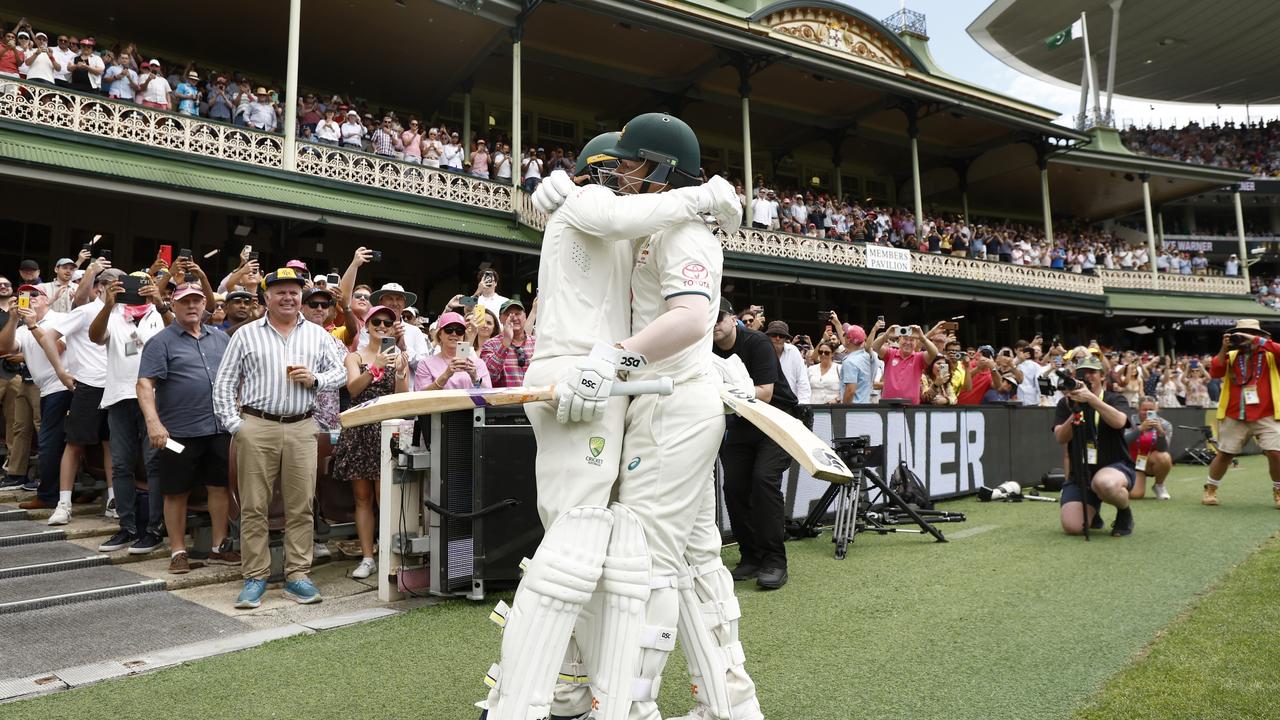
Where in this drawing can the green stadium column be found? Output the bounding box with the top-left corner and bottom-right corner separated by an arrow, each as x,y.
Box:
511,29 -> 522,194
1234,189 -> 1250,284
1038,158 -> 1053,249
741,89 -> 753,224
462,82 -> 472,164
281,0 -> 301,171
1140,173 -> 1157,277
908,115 -> 923,230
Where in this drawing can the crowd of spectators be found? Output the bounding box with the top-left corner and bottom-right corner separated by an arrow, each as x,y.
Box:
728,306 -> 1219,411
731,180 -> 1234,275
1121,120 -> 1280,178
0,243 -> 537,607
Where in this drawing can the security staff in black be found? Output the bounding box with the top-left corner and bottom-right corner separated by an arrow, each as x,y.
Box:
712,303 -> 797,589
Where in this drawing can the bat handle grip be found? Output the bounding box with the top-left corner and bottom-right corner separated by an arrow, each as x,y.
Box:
612,377 -> 674,397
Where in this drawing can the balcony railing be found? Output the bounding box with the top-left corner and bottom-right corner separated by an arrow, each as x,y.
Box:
0,79 -> 512,214
1095,269 -> 1249,295
0,80 -> 1253,299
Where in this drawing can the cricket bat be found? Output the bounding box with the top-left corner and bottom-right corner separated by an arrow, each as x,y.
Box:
339,378 -> 674,428
718,385 -> 854,484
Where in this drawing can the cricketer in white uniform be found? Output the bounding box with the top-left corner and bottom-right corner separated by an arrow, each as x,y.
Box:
515,114 -> 761,720
480,128 -> 742,720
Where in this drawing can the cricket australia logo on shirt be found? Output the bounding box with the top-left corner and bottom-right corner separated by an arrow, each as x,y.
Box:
586,436 -> 606,466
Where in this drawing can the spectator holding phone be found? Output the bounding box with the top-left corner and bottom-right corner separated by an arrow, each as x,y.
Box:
414,312 -> 491,391
88,271 -> 169,555
871,323 -> 937,404
473,268 -> 508,317
1126,397 -> 1174,500
332,305 -> 409,579
840,321 -> 878,404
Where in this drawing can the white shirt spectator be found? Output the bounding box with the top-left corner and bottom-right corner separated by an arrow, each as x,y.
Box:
246,100 -> 277,131
139,72 -> 172,105
99,305 -> 165,409
104,64 -> 137,99
52,45 -> 76,82
23,47 -> 57,83
751,196 -> 774,227
17,311 -> 68,397
493,150 -> 511,179
790,199 -> 808,226
37,279 -> 77,314
807,362 -> 841,404
441,142 -> 464,170
1226,256 -> 1240,276
341,119 -> 364,147
85,53 -> 105,90
50,299 -> 108,388
1016,357 -> 1043,407
477,292 -> 508,318
315,118 -> 341,143
778,342 -> 811,404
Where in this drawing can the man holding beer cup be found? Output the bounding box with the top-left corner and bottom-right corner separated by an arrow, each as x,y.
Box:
212,268 -> 347,609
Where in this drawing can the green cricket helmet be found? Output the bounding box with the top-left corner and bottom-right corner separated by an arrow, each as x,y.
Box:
574,131 -> 621,183
590,113 -> 702,193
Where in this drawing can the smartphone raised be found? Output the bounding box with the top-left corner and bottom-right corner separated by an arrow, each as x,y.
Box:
1146,410 -> 1157,421
326,273 -> 340,285
117,275 -> 146,305
158,244 -> 173,265
369,250 -> 383,262
379,336 -> 398,354
17,293 -> 30,310
456,342 -> 474,360
458,295 -> 478,308
247,251 -> 259,262
178,248 -> 193,260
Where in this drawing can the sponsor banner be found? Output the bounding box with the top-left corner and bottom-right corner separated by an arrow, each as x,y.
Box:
865,244 -> 912,273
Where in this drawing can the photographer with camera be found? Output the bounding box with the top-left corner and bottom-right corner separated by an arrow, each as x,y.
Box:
1053,354 -> 1136,537
1204,319 -> 1280,508
1126,397 -> 1174,500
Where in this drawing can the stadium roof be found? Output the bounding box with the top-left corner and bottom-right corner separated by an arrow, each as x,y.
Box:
967,0 -> 1280,104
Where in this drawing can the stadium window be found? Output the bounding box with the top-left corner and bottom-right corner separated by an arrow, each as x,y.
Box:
864,178 -> 890,205
535,115 -> 577,146
0,219 -> 52,271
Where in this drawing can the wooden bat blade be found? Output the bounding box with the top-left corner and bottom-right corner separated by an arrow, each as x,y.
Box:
339,386 -> 555,428
718,385 -> 853,484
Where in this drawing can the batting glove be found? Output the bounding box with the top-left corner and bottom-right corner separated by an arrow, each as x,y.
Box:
532,170 -> 576,214
699,175 -> 743,235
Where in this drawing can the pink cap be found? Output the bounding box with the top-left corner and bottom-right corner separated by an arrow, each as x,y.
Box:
286,259 -> 309,271
845,324 -> 867,344
437,311 -> 466,329
171,284 -> 205,302
365,305 -> 396,323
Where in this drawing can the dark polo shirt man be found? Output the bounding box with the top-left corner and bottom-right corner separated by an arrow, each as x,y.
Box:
137,283 -> 237,574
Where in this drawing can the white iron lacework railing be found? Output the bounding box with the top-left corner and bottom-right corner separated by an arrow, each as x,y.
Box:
1,79 -> 512,212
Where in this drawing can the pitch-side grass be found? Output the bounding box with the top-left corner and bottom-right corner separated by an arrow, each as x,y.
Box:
7,458 -> 1280,720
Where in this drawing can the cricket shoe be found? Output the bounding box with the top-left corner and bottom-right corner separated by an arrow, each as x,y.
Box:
1153,484 -> 1171,501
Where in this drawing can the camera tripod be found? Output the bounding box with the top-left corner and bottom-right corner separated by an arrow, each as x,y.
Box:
788,463 -> 965,559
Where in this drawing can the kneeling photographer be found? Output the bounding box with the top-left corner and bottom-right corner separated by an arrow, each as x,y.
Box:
1053,355 -> 1136,537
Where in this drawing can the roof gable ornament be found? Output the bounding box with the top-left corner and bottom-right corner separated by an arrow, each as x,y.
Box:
759,5 -> 912,70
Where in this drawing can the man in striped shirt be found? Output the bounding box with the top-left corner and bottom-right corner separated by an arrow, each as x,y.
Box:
212,268 -> 347,609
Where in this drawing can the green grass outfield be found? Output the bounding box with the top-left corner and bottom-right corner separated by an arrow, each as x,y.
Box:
8,459 -> 1280,720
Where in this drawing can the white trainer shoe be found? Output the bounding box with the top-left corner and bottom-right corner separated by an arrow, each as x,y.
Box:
352,558 -> 376,579
104,497 -> 119,519
314,542 -> 332,559
1154,484 -> 1171,501
48,501 -> 72,526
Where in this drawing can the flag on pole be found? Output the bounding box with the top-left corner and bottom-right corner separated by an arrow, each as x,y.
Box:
1045,18 -> 1084,49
